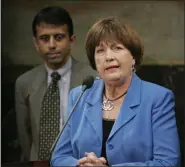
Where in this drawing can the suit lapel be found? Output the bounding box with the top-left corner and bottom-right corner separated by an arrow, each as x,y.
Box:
108,73 -> 142,140
84,102 -> 103,145
84,80 -> 104,145
70,58 -> 85,89
108,104 -> 136,141
82,73 -> 142,143
29,65 -> 47,127
70,58 -> 78,89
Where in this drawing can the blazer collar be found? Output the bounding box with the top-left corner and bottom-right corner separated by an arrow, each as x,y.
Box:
31,65 -> 47,93
125,72 -> 141,107
85,73 -> 142,142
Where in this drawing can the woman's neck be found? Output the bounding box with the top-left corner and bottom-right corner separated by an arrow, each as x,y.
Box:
104,75 -> 132,99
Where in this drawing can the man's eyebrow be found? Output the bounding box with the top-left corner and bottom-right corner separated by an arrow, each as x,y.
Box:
54,33 -> 66,36
39,34 -> 49,37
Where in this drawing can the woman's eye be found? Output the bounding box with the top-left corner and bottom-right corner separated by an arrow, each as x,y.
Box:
97,49 -> 104,53
114,46 -> 122,50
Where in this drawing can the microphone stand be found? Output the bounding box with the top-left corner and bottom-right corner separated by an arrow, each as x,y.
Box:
48,85 -> 87,166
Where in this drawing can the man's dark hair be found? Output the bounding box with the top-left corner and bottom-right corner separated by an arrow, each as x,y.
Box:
32,6 -> 73,37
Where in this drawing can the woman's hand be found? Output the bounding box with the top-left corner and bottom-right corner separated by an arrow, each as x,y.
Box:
77,156 -> 93,166
77,152 -> 107,166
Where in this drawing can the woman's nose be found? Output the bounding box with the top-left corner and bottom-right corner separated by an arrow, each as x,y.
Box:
105,49 -> 114,62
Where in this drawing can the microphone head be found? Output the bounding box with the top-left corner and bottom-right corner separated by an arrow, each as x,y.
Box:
82,75 -> 94,91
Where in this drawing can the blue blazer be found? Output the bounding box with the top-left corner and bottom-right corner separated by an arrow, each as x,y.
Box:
51,73 -> 180,166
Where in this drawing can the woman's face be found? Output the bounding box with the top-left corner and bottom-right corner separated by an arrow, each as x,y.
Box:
95,41 -> 135,85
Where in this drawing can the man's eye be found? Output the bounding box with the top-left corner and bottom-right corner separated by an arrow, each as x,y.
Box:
40,36 -> 49,42
55,34 -> 65,41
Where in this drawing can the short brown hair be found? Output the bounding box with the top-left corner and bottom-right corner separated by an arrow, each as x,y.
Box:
85,17 -> 144,70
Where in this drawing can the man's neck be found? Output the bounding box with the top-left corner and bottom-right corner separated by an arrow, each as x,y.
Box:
46,55 -> 71,70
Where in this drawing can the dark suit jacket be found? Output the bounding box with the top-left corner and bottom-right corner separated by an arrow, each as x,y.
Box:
15,58 -> 97,161
51,73 -> 180,166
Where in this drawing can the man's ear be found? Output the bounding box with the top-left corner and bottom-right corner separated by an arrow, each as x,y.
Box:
33,37 -> 39,52
70,35 -> 76,43
70,35 -> 76,52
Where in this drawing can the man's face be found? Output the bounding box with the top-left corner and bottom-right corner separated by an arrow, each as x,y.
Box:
33,22 -> 75,69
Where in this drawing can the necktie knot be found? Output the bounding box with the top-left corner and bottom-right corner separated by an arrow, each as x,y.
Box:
51,72 -> 61,83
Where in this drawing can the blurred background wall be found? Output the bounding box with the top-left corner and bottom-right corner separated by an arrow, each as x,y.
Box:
2,0 -> 184,66
2,0 -> 184,165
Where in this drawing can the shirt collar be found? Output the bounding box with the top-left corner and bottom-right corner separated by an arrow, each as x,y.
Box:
45,57 -> 72,80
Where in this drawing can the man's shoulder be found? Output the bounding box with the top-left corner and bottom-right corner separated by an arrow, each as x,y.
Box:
72,58 -> 97,76
16,64 -> 45,84
72,59 -> 90,69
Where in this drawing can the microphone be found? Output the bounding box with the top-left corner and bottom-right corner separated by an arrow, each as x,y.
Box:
48,75 -> 94,164
82,75 -> 94,91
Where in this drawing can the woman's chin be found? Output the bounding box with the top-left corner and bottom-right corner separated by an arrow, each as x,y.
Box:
105,75 -> 121,84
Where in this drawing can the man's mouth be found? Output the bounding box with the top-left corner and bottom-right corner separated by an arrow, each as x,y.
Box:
48,53 -> 60,57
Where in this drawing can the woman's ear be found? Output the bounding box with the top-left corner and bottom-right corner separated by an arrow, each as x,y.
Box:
132,59 -> 135,66
132,59 -> 136,72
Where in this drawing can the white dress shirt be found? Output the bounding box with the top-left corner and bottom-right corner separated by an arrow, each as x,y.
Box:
45,57 -> 72,130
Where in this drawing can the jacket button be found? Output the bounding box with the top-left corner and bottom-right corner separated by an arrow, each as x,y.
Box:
108,144 -> 114,150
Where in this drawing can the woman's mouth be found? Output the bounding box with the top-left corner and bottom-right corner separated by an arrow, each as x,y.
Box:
105,65 -> 120,72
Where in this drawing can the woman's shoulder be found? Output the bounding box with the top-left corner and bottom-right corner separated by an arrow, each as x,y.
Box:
69,79 -> 102,100
141,79 -> 174,98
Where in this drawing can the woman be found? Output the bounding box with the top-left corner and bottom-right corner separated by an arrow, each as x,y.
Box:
50,17 -> 180,166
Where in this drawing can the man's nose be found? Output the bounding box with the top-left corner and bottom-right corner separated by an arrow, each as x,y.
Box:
48,37 -> 56,49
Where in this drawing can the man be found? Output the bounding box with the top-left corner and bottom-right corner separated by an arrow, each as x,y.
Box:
15,6 -> 96,161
